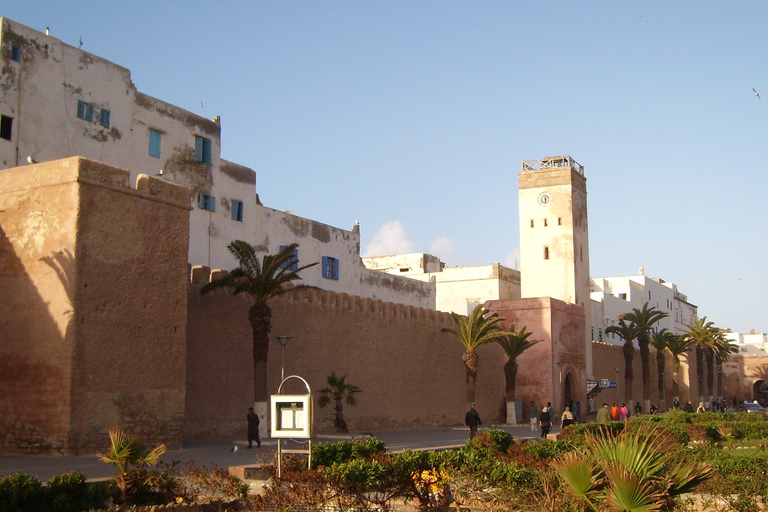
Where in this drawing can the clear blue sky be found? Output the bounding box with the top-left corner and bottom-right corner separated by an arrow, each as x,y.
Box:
6,2 -> 767,333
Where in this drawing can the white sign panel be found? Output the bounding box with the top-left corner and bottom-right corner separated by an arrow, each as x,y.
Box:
270,394 -> 313,438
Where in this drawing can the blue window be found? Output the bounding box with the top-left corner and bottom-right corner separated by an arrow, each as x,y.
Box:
11,44 -> 21,63
194,135 -> 212,164
198,193 -> 216,212
279,245 -> 299,271
99,108 -> 111,128
322,256 -> 340,280
77,100 -> 93,122
149,129 -> 161,158
231,199 -> 244,222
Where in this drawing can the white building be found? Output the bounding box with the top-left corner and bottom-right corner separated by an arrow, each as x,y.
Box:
724,331 -> 768,356
363,254 -> 521,314
590,269 -> 698,346
0,17 -> 434,309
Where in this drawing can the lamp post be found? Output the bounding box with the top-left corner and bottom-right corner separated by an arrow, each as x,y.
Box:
276,336 -> 292,381
615,367 -> 620,404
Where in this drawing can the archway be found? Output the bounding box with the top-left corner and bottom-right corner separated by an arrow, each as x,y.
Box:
753,380 -> 768,405
563,372 -> 575,411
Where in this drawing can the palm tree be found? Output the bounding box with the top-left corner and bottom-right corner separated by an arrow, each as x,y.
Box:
666,334 -> 693,405
712,334 -> 738,400
649,329 -> 675,411
201,241 -> 317,405
318,372 -> 361,433
494,325 -> 540,422
552,425 -> 716,511
442,305 -> 507,405
605,319 -> 642,407
97,428 -> 167,504
683,317 -> 718,402
620,304 -> 668,413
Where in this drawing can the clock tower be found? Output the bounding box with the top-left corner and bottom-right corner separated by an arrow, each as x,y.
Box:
518,156 -> 593,375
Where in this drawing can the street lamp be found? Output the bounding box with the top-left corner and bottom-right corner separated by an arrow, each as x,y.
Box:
276,336 -> 292,381
615,367 -> 620,404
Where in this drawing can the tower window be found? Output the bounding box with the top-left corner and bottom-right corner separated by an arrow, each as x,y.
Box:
544,246 -> 550,260
530,219 -> 534,228
544,219 -> 548,227
558,217 -> 562,226
0,115 -> 12,141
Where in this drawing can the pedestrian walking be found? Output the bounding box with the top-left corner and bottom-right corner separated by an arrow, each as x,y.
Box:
465,403 -> 482,439
611,403 -> 619,421
561,407 -> 575,428
596,403 -> 612,423
539,406 -> 552,438
529,401 -> 538,432
247,407 -> 261,448
619,403 -> 628,421
684,400 -> 694,413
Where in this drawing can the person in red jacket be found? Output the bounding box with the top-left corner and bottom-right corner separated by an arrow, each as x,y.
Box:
610,403 -> 620,421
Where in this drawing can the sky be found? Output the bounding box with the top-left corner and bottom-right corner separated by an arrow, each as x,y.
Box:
5,2 -> 768,333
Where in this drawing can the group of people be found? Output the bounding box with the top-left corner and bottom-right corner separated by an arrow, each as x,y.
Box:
528,400 -> 580,438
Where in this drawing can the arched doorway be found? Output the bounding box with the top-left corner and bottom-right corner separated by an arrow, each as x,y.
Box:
563,372 -> 575,411
753,380 -> 768,405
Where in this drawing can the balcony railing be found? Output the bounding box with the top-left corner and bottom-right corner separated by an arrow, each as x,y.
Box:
522,155 -> 584,175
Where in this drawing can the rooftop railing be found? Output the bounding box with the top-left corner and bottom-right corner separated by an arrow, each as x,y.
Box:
522,155 -> 584,175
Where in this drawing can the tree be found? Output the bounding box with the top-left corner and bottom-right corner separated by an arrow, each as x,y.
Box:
201,241 -> 317,404
552,425 -> 715,511
649,329 -> 675,411
712,334 -> 738,399
620,304 -> 668,413
318,372 -> 361,433
96,428 -> 166,504
666,334 -> 693,404
683,317 -> 718,402
494,325 -> 540,406
442,305 -> 507,405
605,319 -> 642,406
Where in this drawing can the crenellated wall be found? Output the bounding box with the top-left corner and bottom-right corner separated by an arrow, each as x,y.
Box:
185,267 -> 508,438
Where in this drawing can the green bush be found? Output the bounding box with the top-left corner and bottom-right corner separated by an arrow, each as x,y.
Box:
311,437 -> 386,468
47,472 -> 108,512
0,473 -> 46,512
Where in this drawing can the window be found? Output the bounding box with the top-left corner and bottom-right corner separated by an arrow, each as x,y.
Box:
279,245 -> 299,271
0,115 -> 12,141
99,108 -> 111,128
558,217 -> 562,226
322,256 -> 340,280
77,100 -> 93,122
195,135 -> 212,163
598,329 -> 603,342
198,193 -> 216,212
544,246 -> 549,260
466,301 -> 481,315
149,129 -> 161,158
544,218 -> 548,227
231,199 -> 244,222
619,293 -> 627,300
530,219 -> 534,228
11,43 -> 21,63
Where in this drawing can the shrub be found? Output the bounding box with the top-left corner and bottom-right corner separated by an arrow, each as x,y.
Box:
0,473 -> 46,512
311,437 -> 386,468
47,472 -> 108,512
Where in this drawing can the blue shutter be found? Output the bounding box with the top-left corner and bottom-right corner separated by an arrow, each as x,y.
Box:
203,138 -> 212,163
99,109 -> 111,128
321,256 -> 329,278
333,258 -> 340,280
231,200 -> 243,221
149,129 -> 161,158
195,136 -> 203,162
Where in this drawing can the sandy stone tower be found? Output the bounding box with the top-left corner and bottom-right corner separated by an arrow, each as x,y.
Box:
518,156 -> 593,377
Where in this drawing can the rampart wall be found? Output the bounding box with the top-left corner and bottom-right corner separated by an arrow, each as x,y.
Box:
185,269 -> 509,439
0,157 -> 191,454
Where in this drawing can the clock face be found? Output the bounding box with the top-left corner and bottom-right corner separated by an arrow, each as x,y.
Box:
538,192 -> 553,207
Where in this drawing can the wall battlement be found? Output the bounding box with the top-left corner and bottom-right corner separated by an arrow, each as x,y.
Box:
190,265 -> 450,326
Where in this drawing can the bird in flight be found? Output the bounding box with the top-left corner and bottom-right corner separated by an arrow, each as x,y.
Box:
754,88 -> 761,99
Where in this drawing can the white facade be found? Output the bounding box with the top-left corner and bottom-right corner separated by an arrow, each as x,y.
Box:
0,18 -> 434,309
724,331 -> 768,356
363,254 -> 520,315
590,270 -> 698,346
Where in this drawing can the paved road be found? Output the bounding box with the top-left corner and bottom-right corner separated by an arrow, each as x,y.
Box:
0,423 -> 557,482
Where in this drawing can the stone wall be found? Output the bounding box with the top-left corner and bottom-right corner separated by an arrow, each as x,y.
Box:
0,158 -> 191,454
185,270 -> 509,439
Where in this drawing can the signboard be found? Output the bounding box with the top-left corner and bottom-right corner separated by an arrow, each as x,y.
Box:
599,379 -> 618,389
270,394 -> 313,438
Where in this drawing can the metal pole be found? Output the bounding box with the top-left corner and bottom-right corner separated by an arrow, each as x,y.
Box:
276,336 -> 292,382
616,367 -> 620,404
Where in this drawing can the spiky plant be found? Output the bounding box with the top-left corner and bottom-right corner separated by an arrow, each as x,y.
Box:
318,372 -> 361,433
96,428 -> 167,503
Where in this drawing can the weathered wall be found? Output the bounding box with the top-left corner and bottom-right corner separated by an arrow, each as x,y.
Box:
185,271 -> 508,439
0,157 -> 191,454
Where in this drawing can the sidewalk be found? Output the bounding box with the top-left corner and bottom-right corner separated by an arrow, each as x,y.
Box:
0,423 -> 557,482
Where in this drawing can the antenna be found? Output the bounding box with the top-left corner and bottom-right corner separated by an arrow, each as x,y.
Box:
201,101 -> 205,116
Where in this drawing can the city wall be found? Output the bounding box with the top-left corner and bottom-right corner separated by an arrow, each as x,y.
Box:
0,158 -> 191,454
185,272 -> 509,439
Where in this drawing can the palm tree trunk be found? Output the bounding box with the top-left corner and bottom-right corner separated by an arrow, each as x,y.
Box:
706,349 -> 715,401
463,349 -> 478,404
656,348 -> 666,411
503,360 -> 517,400
717,362 -> 724,398
249,301 -> 272,403
639,334 -> 651,413
672,359 -> 680,401
696,347 -> 704,403
623,342 -> 634,404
